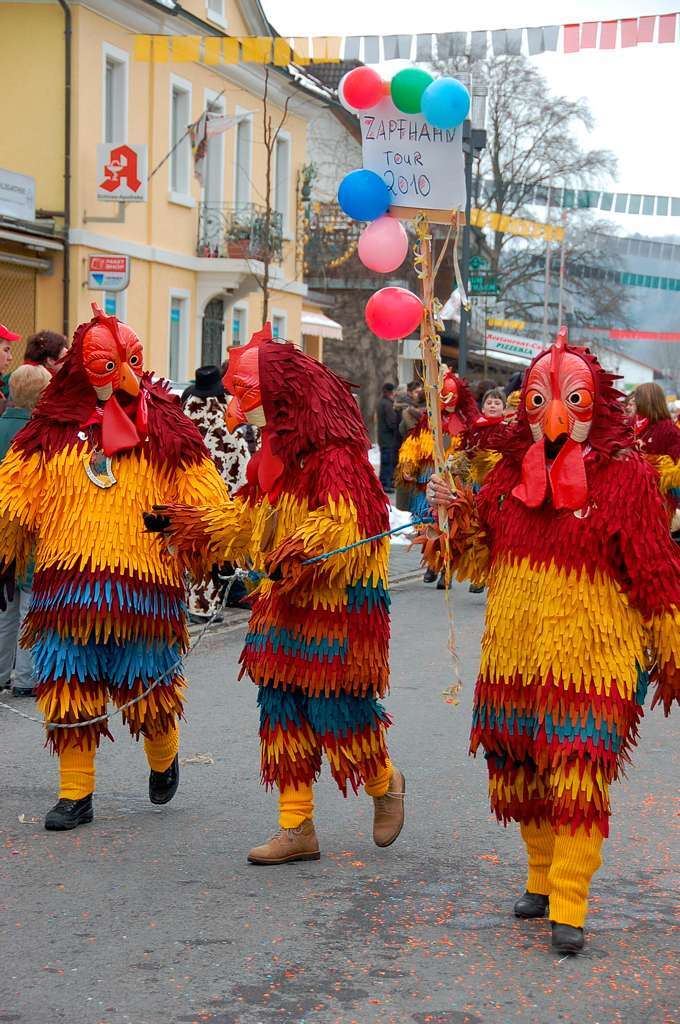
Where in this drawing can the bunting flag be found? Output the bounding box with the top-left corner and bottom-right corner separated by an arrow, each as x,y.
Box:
488,317 -> 526,331
609,328 -> 680,342
528,256 -> 680,292
478,178 -> 680,218
132,14 -> 678,65
470,207 -> 565,241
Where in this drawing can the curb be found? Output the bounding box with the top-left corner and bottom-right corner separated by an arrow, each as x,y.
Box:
189,570 -> 426,641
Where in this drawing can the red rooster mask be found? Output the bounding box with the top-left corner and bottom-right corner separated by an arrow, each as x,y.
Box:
512,327 -> 595,511
223,323 -> 284,494
440,372 -> 471,435
80,303 -> 148,456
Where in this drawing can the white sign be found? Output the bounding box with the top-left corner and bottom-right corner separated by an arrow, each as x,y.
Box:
87,254 -> 130,292
485,330 -> 545,363
0,168 -> 36,221
96,143 -> 147,202
360,97 -> 466,215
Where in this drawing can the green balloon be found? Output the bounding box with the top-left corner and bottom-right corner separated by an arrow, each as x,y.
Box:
390,68 -> 434,114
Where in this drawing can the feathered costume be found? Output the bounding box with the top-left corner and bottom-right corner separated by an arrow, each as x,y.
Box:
634,415 -> 680,518
154,327 -> 399,845
395,373 -> 479,517
421,330 -> 680,934
0,306 -> 228,820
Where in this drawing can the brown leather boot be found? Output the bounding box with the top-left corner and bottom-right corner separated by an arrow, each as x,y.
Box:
372,767 -> 406,847
247,819 -> 320,865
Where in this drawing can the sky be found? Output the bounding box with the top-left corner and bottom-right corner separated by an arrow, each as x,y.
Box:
263,0 -> 680,239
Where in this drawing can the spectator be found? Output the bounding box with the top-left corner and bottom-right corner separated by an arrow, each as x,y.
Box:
0,322 -> 21,416
23,330 -> 68,373
377,382 -> 399,493
480,387 -> 506,421
0,364 -> 51,696
399,381 -> 426,440
181,365 -> 251,619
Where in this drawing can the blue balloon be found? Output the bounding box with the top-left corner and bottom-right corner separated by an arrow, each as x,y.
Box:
421,78 -> 470,130
338,169 -> 391,222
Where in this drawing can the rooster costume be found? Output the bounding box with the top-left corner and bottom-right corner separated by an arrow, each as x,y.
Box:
395,373 -> 479,518
148,326 -> 405,863
424,330 -> 680,951
0,305 -> 228,829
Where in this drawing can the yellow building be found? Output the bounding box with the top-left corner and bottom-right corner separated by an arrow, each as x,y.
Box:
0,0 -> 332,378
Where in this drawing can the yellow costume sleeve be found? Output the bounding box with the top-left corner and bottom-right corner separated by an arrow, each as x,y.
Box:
268,494 -> 388,604
161,491 -> 256,578
645,453 -> 680,494
395,429 -> 433,486
0,446 -> 45,577
174,453 -> 233,507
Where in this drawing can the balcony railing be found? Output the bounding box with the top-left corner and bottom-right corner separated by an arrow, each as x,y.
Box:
303,201 -> 410,290
197,203 -> 283,262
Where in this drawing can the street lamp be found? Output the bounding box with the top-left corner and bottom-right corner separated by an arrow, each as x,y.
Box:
458,81 -> 488,378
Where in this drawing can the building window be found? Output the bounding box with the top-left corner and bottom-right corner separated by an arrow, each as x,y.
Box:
169,294 -> 188,381
103,47 -> 128,144
206,0 -> 226,25
274,136 -> 291,234
234,115 -> 252,209
232,306 -> 246,346
272,314 -> 286,340
170,81 -> 192,197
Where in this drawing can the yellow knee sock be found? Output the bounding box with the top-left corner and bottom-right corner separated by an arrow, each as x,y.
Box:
364,756 -> 393,798
144,718 -> 179,773
521,819 -> 555,896
548,825 -> 604,928
59,742 -> 96,800
279,782 -> 314,828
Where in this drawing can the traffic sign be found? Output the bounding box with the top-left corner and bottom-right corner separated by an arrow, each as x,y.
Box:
87,254 -> 130,292
470,274 -> 499,296
470,255 -> 489,271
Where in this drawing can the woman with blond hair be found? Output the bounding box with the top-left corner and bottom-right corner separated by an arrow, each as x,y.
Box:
0,364 -> 51,695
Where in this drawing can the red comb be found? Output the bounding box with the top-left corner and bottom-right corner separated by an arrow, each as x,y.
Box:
90,301 -> 126,359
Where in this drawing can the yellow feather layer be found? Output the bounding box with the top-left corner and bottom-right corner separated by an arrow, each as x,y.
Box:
645,453 -> 680,494
0,443 -> 229,583
482,555 -> 646,695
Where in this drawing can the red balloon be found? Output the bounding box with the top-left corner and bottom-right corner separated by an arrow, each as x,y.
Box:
342,67 -> 385,111
365,288 -> 424,342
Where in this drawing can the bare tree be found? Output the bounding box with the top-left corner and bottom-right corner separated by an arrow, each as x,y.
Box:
434,54 -> 628,329
247,68 -> 291,326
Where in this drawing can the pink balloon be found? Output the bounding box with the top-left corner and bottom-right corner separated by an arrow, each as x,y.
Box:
365,287 -> 424,342
341,67 -> 385,110
358,215 -> 409,274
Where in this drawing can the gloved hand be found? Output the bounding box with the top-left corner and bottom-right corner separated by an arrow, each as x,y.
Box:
143,508 -> 172,534
0,561 -> 16,613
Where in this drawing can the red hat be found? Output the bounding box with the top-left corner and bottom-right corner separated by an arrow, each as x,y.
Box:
0,324 -> 21,342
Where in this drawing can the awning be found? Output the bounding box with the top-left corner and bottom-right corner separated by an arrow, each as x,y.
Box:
301,311 -> 343,341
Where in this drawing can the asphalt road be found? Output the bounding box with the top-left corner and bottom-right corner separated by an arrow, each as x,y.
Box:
1,555 -> 678,1024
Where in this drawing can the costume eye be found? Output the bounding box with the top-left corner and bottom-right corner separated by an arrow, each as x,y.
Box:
105,361 -> 116,372
129,354 -> 140,366
526,390 -> 545,410
566,389 -> 593,408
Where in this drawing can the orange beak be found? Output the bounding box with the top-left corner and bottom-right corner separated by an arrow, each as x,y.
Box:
117,362 -> 140,397
543,399 -> 569,442
226,395 -> 246,432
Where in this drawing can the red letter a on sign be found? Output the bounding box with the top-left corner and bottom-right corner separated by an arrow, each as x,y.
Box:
100,144 -> 141,194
